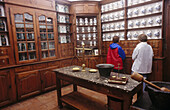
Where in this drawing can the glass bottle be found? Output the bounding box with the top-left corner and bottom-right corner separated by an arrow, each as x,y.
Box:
1,35 -> 6,46
0,20 -> 5,31
21,43 -> 25,51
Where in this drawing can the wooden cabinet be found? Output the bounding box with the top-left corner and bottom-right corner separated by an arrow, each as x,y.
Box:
56,2 -> 74,58
40,67 -> 57,92
36,10 -> 58,60
0,69 -> 16,107
16,70 -> 41,100
9,5 -> 58,64
71,2 -> 99,14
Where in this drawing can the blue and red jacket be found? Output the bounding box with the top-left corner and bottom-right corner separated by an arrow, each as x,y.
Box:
107,43 -> 126,70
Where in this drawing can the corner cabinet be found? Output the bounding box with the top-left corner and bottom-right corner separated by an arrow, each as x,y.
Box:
10,5 -> 58,64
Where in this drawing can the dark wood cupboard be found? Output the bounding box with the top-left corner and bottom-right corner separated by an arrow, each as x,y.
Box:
16,70 -> 41,100
40,67 -> 57,92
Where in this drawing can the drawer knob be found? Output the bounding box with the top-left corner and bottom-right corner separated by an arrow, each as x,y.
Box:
1,51 -> 4,54
2,60 -> 5,63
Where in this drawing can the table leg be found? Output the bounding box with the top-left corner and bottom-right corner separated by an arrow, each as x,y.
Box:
56,76 -> 63,108
137,83 -> 143,99
122,96 -> 132,110
73,84 -> 77,91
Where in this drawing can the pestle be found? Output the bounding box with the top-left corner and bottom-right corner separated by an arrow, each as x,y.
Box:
131,72 -> 170,92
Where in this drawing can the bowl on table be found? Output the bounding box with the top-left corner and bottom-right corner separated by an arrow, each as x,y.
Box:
146,81 -> 170,110
96,64 -> 114,77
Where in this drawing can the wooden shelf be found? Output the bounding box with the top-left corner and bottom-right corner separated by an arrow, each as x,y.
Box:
102,29 -> 125,33
127,0 -> 162,9
0,31 -> 8,33
0,16 -> 7,19
127,12 -> 162,20
58,22 -> 72,25
57,11 -> 72,15
102,19 -> 125,24
101,7 -> 124,14
77,32 -> 97,34
61,92 -> 107,110
77,25 -> 97,27
58,33 -> 72,35
127,26 -> 162,31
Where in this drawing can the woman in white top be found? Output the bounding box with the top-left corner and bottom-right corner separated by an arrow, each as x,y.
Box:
131,34 -> 154,91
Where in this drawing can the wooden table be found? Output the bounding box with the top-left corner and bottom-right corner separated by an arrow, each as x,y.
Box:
53,66 -> 142,110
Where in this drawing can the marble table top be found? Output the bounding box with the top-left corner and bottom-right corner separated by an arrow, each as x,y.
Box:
53,65 -> 142,92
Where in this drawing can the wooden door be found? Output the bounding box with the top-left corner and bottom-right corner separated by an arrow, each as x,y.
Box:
36,10 -> 58,61
40,67 -> 56,92
0,70 -> 12,106
16,70 -> 41,100
10,6 -> 39,64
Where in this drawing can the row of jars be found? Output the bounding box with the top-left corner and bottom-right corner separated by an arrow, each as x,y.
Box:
78,41 -> 97,47
102,28 -> 161,41
102,21 -> 125,32
101,0 -> 124,12
76,18 -> 97,26
77,48 -> 99,56
57,14 -> 69,23
101,0 -> 157,13
128,1 -> 162,18
128,16 -> 162,29
127,29 -> 161,40
77,33 -> 97,41
102,16 -> 162,32
19,52 -> 36,61
77,27 -> 97,33
56,4 -> 69,13
101,10 -> 124,22
103,32 -> 125,41
58,35 -> 71,43
58,25 -> 70,33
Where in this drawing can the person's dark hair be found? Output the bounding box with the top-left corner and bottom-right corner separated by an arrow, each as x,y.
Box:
113,36 -> 119,43
138,34 -> 147,42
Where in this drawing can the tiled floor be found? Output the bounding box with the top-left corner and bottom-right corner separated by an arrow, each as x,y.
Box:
1,85 -> 136,110
1,85 -> 108,110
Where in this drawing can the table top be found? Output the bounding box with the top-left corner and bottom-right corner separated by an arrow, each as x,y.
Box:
53,65 -> 142,92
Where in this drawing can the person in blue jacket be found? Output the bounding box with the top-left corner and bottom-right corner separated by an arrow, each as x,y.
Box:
107,36 -> 126,73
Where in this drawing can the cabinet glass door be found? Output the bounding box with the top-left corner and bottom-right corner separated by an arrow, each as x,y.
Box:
13,12 -> 38,63
37,14 -> 57,60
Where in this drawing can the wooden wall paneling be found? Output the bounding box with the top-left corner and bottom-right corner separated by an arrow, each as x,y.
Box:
16,70 -> 41,100
60,58 -> 72,67
88,56 -> 100,69
5,0 -> 55,11
148,59 -> 163,81
163,4 -> 170,81
0,69 -> 16,107
71,2 -> 99,14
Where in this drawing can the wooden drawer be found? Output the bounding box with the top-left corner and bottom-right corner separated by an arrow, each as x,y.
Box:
14,66 -> 31,73
0,58 -> 9,67
0,48 -> 8,56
